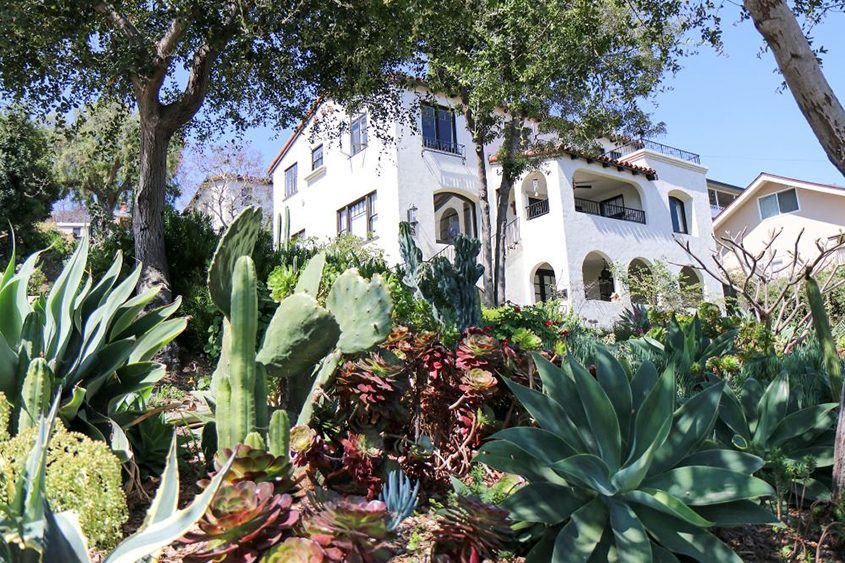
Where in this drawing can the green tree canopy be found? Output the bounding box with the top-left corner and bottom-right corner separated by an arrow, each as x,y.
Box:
0,108 -> 61,250
0,0 -> 422,299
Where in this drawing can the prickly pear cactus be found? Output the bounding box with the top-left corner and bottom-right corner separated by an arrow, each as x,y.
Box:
18,358 -> 53,431
293,252 -> 326,297
208,207 -> 263,319
326,269 -> 392,354
256,293 -> 340,379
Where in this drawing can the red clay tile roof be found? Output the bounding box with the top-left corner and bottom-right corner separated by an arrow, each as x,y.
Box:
489,144 -> 657,180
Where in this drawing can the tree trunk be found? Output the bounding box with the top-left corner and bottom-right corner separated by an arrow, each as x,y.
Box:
744,0 -> 845,177
493,120 -> 522,305
134,117 -> 173,302
834,376 -> 845,499
464,107 -> 496,308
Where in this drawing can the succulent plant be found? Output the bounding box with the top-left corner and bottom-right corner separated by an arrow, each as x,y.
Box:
305,497 -> 393,563
340,433 -> 383,498
337,353 -> 406,419
261,537 -> 326,562
431,494 -> 513,562
716,372 -> 838,500
459,368 -> 498,396
182,482 -> 298,562
202,444 -> 299,495
806,273 -> 842,400
456,331 -> 502,371
478,348 -> 776,562
378,469 -> 419,531
206,208 -> 392,457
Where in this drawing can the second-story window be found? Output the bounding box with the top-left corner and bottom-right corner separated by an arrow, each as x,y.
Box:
421,103 -> 458,153
311,145 -> 323,170
669,196 -> 688,234
758,188 -> 799,220
351,114 -> 368,155
284,163 -> 298,198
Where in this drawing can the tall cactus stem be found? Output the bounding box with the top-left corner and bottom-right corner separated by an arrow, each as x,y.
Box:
268,410 -> 290,461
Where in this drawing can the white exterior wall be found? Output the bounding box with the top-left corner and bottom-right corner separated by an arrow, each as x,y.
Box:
270,90 -> 721,329
500,150 -> 721,327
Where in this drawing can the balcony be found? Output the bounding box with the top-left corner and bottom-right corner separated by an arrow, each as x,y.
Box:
526,199 -> 549,220
575,197 -> 645,224
423,137 -> 465,156
605,139 -> 701,165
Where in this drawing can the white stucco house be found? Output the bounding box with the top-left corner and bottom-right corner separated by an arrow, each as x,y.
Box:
186,174 -> 273,232
267,88 -> 722,327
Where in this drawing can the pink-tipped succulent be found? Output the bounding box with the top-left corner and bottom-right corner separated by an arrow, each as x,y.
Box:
261,537 -> 326,563
305,497 -> 394,563
340,433 -> 383,498
182,481 -> 299,562
459,368 -> 498,396
431,495 -> 513,563
456,331 -> 502,371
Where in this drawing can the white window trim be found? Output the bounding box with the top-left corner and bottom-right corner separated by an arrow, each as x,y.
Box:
757,187 -> 800,221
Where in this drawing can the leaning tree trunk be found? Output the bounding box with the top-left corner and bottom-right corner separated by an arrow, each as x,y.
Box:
493,120 -> 522,305
744,0 -> 845,177
134,118 -> 173,302
464,107 -> 496,307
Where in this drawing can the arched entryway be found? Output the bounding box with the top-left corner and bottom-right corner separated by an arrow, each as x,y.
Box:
627,258 -> 652,305
583,252 -> 615,301
679,266 -> 703,306
434,192 -> 478,243
533,263 -> 556,302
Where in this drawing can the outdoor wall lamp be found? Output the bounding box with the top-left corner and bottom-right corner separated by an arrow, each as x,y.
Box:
407,204 -> 418,234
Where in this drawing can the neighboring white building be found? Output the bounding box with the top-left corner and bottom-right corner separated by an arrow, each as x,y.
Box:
186,174 -> 273,232
267,88 -> 722,327
707,178 -> 744,219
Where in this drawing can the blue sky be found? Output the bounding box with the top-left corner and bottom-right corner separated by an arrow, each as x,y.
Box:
240,6 -> 845,189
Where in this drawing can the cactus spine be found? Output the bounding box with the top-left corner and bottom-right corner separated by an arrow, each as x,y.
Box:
268,410 -> 290,460
18,358 -> 53,431
806,274 -> 842,401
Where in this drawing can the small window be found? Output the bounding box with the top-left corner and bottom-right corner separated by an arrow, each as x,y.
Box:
759,188 -> 799,220
351,114 -> 368,155
337,191 -> 378,237
669,196 -> 688,234
439,208 -> 460,243
311,145 -> 323,170
284,163 -> 298,198
421,103 -> 458,154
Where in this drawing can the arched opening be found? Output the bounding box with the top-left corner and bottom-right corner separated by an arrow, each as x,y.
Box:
627,258 -> 652,305
523,171 -> 549,220
669,195 -> 689,234
434,192 -> 478,243
679,266 -> 703,306
533,263 -> 556,303
572,170 -> 645,224
583,252 -> 615,301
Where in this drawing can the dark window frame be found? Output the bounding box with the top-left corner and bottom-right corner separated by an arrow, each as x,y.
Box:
337,191 -> 378,236
421,103 -> 458,152
350,114 -> 368,155
534,267 -> 556,302
669,196 -> 688,234
284,163 -> 298,198
311,145 -> 324,170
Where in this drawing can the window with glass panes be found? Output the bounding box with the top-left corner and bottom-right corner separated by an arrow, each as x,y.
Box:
758,189 -> 799,220
351,114 -> 368,155
534,268 -> 556,302
421,103 -> 458,153
311,145 -> 323,170
284,163 -> 298,198
669,196 -> 688,234
337,192 -> 377,237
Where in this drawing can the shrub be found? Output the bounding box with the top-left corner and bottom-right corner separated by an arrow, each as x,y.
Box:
0,423 -> 128,548
479,348 -> 775,561
482,300 -> 569,350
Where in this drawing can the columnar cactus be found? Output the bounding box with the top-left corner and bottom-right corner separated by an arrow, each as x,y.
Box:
207,208 -> 392,453
17,358 -> 53,431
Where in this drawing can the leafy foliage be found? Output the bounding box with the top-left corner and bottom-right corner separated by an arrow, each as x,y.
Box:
479,349 -> 776,561
0,422 -> 127,548
431,494 -> 513,562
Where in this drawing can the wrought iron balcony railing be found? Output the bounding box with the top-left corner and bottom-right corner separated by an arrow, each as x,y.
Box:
574,197 -> 646,224
423,137 -> 465,156
604,139 -> 701,165
526,199 -> 550,220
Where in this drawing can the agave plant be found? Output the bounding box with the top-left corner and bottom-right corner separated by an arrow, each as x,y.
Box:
477,347 -> 776,562
378,469 -> 419,531
305,496 -> 393,563
0,399 -> 233,562
430,494 -> 513,562
716,372 -> 838,500
182,481 -> 298,561
0,238 -> 185,455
